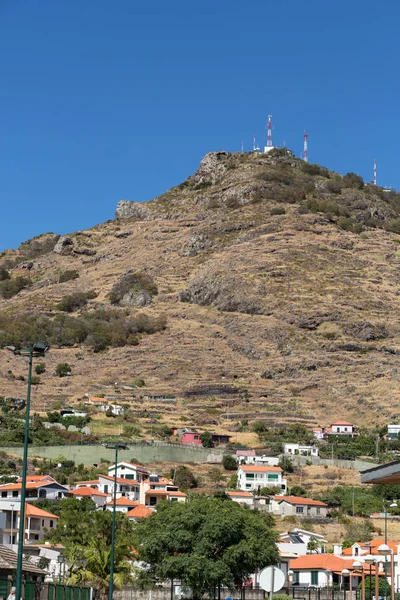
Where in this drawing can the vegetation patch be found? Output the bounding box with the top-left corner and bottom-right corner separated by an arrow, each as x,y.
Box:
58,270 -> 80,283
0,276 -> 32,299
56,291 -> 97,313
109,271 -> 158,306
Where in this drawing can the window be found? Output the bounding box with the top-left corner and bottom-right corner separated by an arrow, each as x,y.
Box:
311,572 -> 318,586
194,435 -> 199,440
246,474 -> 255,479
268,474 -> 279,481
126,474 -> 134,480
12,491 -> 18,498
245,484 -> 252,489
296,506 -> 304,514
292,572 -> 299,585
344,428 -> 348,432
354,547 -> 359,556
39,489 -> 47,498
170,498 -> 178,502
316,507 -> 321,515
50,520 -> 54,528
42,520 -> 44,526
149,496 -> 157,506
1,492 -> 7,498
104,485 -> 109,493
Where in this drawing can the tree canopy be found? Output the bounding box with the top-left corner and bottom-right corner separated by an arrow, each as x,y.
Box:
135,496 -> 279,599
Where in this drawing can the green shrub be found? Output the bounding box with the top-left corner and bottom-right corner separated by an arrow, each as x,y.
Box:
0,268 -> 10,281
193,181 -> 212,191
301,162 -> 329,177
337,217 -> 364,234
31,376 -> 41,385
55,363 -> 72,377
133,377 -> 145,388
109,272 -> 158,305
343,172 -> 364,189
0,277 -> 31,299
222,454 -> 237,470
270,206 -> 286,215
59,270 -> 79,283
35,363 -> 46,375
56,291 -> 97,313
385,219 -> 400,234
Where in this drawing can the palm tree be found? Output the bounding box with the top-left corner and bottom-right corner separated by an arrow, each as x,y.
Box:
68,539 -> 134,600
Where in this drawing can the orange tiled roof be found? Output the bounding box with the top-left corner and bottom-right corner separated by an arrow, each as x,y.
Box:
167,491 -> 187,497
126,504 -> 153,519
70,487 -> 108,497
0,481 -> 60,491
99,474 -> 140,485
106,498 -> 138,506
331,421 -> 353,426
291,554 -> 351,571
74,480 -> 100,485
18,476 -> 55,483
239,465 -> 282,473
20,504 -> 59,519
227,491 -> 254,497
143,476 -> 173,484
272,496 -> 327,507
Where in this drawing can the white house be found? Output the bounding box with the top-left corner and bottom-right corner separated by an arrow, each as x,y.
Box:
388,424 -> 400,440
283,444 -> 318,457
328,421 -> 356,436
237,465 -> 286,493
68,486 -> 108,508
108,461 -> 149,482
73,474 -> 141,501
269,496 -> 328,518
240,455 -> 280,467
337,539 -> 400,591
0,501 -> 58,545
312,427 -> 325,441
105,497 -> 138,513
226,491 -> 254,506
290,554 -> 356,588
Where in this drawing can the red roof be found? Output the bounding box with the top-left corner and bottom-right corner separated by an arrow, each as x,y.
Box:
331,421 -> 353,426
290,555 -> 350,571
227,491 -> 254,498
18,475 -> 55,483
0,481 -> 60,491
239,465 -> 282,473
106,497 -> 138,506
272,496 -> 327,507
126,504 -> 153,519
70,487 -> 108,497
144,490 -> 186,497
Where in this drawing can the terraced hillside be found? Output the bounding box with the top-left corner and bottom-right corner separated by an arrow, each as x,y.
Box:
1,149 -> 400,439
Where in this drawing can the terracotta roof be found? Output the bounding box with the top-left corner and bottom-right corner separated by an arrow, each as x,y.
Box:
291,554 -> 351,571
167,491 -> 187,498
0,545 -> 46,574
227,491 -> 254,497
20,504 -> 59,519
0,481 -> 65,491
69,487 -> 108,497
106,497 -> 138,506
143,476 -> 173,484
126,504 -> 153,519
331,421 -> 353,426
341,540 -> 398,556
74,480 -> 100,485
272,496 -> 328,507
239,465 -> 282,473
18,476 -> 55,483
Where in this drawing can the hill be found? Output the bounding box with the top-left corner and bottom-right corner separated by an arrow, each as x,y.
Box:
1,149 -> 400,441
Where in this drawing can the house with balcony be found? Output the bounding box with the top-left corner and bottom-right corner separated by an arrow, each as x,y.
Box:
108,461 -> 149,482
290,554 -> 358,588
237,465 -> 286,493
226,491 -> 254,506
68,486 -> 108,508
269,496 -> 328,518
278,528 -> 327,556
0,501 -> 58,544
0,478 -> 69,502
139,474 -> 187,507
105,497 -> 138,513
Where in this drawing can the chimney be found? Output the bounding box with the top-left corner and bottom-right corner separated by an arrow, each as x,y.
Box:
333,544 -> 342,556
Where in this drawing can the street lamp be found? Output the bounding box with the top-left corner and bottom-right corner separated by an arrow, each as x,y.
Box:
353,561 -> 364,600
383,502 -> 398,600
10,504 -> 14,548
6,342 -> 49,600
287,570 -> 294,596
57,554 -> 65,584
105,443 -> 129,600
364,555 -> 376,600
378,544 -> 394,600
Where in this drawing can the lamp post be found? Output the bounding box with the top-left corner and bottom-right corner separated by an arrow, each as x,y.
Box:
383,502 -> 398,600
353,561 -> 365,600
342,569 -> 350,600
57,554 -> 65,584
6,342 -> 49,600
364,555 -> 376,600
105,443 -> 129,600
288,570 -> 294,596
378,544 -> 394,600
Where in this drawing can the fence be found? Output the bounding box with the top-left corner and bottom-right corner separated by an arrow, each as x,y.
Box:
2,580 -> 92,600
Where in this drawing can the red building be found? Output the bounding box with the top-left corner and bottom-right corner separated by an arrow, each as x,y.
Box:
181,432 -> 202,445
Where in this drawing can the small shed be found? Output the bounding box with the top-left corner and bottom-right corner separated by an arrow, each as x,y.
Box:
0,545 -> 46,598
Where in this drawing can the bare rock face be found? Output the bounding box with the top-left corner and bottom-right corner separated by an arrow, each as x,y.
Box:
53,236 -> 74,255
190,151 -> 230,184
119,290 -> 152,307
115,201 -> 154,220
344,321 -> 388,341
180,234 -> 210,257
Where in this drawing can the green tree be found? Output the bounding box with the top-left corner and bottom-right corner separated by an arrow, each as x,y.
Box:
278,456 -> 294,473
359,577 -> 391,597
259,486 -> 281,496
289,485 -> 307,497
222,455 -> 237,470
227,474 -> 238,489
56,363 -> 72,377
172,466 -> 197,489
135,496 -> 279,600
200,431 -> 213,448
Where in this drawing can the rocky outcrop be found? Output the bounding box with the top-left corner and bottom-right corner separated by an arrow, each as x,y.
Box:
115,201 -> 155,220
189,151 -> 230,184
180,234 -> 210,257
53,236 -> 74,255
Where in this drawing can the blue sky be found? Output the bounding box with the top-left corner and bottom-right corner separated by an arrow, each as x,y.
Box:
0,0 -> 399,250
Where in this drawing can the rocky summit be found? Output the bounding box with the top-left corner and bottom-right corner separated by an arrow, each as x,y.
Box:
1,148 -> 400,433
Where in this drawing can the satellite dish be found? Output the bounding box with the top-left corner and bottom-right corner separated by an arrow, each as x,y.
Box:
259,566 -> 285,593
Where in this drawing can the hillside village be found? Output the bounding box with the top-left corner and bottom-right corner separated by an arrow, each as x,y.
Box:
3,149 -> 400,598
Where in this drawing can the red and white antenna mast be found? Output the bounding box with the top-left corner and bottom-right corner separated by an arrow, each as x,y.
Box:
267,115 -> 273,147
303,132 -> 308,163
374,158 -> 377,186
